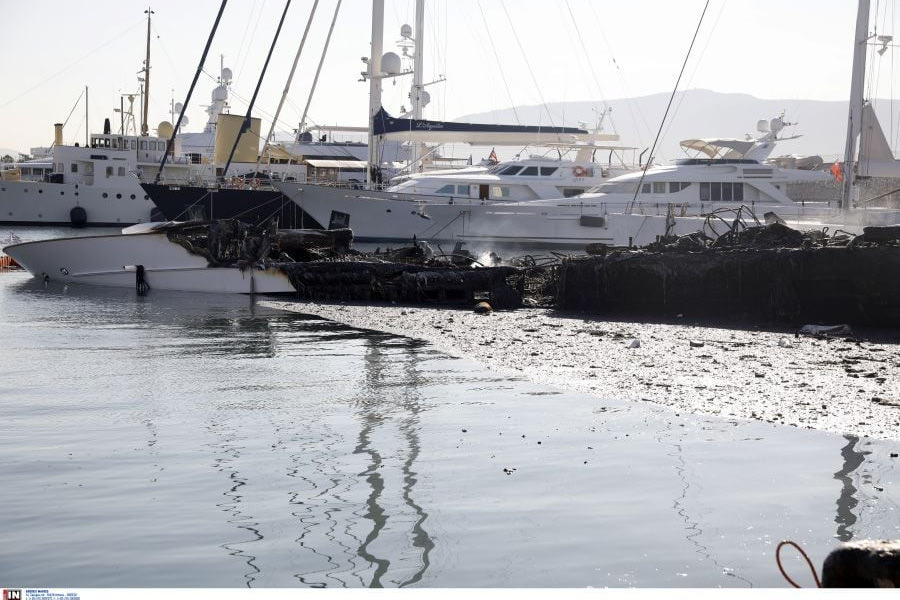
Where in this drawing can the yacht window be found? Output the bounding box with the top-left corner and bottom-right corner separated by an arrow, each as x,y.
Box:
436,184 -> 456,194
592,182 -> 638,194
105,166 -> 113,178
733,183 -> 744,201
562,188 -> 585,198
652,182 -> 666,194
721,182 -> 733,202
130,140 -> 136,150
111,139 -> 119,149
519,166 -> 539,176
140,141 -> 147,150
540,167 -> 558,176
499,166 -> 523,176
491,185 -> 512,198
70,163 -> 78,173
456,185 -> 471,196
699,182 -> 710,201
641,183 -> 651,194
710,182 -> 722,201
118,167 -> 126,176
669,182 -> 690,193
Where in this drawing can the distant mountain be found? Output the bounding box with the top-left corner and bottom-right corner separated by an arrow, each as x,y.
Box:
455,89 -> 900,163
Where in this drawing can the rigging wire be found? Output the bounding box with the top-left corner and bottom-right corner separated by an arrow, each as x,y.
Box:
57,89 -> 87,146
223,0 -> 292,179
235,0 -> 268,84
255,0 -> 320,174
658,0 -> 726,159
499,0 -> 556,128
154,0 -> 229,184
584,1 -> 654,146
626,0 -> 711,215
475,0 -> 520,123
0,17 -> 145,109
563,0 -> 611,127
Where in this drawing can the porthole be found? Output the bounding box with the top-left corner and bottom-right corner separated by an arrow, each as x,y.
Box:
60,191 -> 65,195
130,194 -> 136,200
23,188 -> 27,193
102,192 -> 108,198
74,192 -> 79,196
144,195 -> 149,200
116,193 -> 122,199
38,189 -> 43,194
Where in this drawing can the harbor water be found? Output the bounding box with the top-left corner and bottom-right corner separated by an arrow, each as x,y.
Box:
0,227 -> 898,588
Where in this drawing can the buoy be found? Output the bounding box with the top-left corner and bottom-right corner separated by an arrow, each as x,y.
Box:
69,206 -> 88,227
474,301 -> 492,314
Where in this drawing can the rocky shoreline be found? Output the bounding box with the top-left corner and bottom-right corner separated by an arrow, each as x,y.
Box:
261,300 -> 900,442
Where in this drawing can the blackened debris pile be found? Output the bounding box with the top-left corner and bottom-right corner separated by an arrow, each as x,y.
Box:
166,220 -> 352,267
559,224 -> 900,326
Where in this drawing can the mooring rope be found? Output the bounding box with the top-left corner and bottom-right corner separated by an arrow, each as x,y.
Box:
775,540 -> 821,588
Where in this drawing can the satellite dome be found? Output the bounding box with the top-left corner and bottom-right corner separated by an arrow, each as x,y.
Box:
381,52 -> 402,75
221,68 -> 233,83
770,117 -> 784,133
419,90 -> 431,107
400,24 -> 413,38
212,85 -> 228,102
757,119 -> 769,132
174,102 -> 183,114
157,121 -> 174,138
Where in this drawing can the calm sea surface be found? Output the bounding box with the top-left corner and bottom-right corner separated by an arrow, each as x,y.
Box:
1,226 -> 898,588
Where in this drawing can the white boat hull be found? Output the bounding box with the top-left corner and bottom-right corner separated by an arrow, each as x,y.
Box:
0,179 -> 155,225
3,232 -> 295,293
274,181 -> 893,248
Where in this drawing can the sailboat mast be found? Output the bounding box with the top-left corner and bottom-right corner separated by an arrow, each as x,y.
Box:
411,0 -> 425,120
142,7 -> 154,136
842,0 -> 870,210
367,0 -> 385,189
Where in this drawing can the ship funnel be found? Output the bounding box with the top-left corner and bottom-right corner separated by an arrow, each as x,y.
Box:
54,123 -> 63,146
103,118 -> 111,135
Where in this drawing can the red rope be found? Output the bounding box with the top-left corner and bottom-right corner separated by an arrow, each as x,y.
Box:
776,540 -> 822,588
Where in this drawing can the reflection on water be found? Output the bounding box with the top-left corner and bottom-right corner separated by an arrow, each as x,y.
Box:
352,338 -> 433,588
1,273 -> 899,587
833,435 -> 869,542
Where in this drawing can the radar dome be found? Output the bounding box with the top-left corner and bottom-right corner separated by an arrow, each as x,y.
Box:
181,116 -> 189,127
770,117 -> 784,133
419,90 -> 431,107
212,85 -> 228,102
757,119 -> 769,132
381,52 -> 402,75
174,102 -> 183,113
400,24 -> 413,38
221,68 -> 233,82
157,121 -> 174,138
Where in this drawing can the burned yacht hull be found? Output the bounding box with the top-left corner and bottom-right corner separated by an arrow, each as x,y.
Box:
2,228 -> 295,294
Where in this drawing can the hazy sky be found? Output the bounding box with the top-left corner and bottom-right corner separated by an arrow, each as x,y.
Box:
0,0 -> 886,154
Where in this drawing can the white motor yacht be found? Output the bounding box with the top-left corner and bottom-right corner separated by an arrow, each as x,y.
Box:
273,116 -> 853,247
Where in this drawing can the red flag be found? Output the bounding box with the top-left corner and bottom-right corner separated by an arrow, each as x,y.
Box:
830,161 -> 843,183
488,148 -> 498,163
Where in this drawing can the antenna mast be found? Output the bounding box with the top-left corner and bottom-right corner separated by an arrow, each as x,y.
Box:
141,6 -> 154,136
